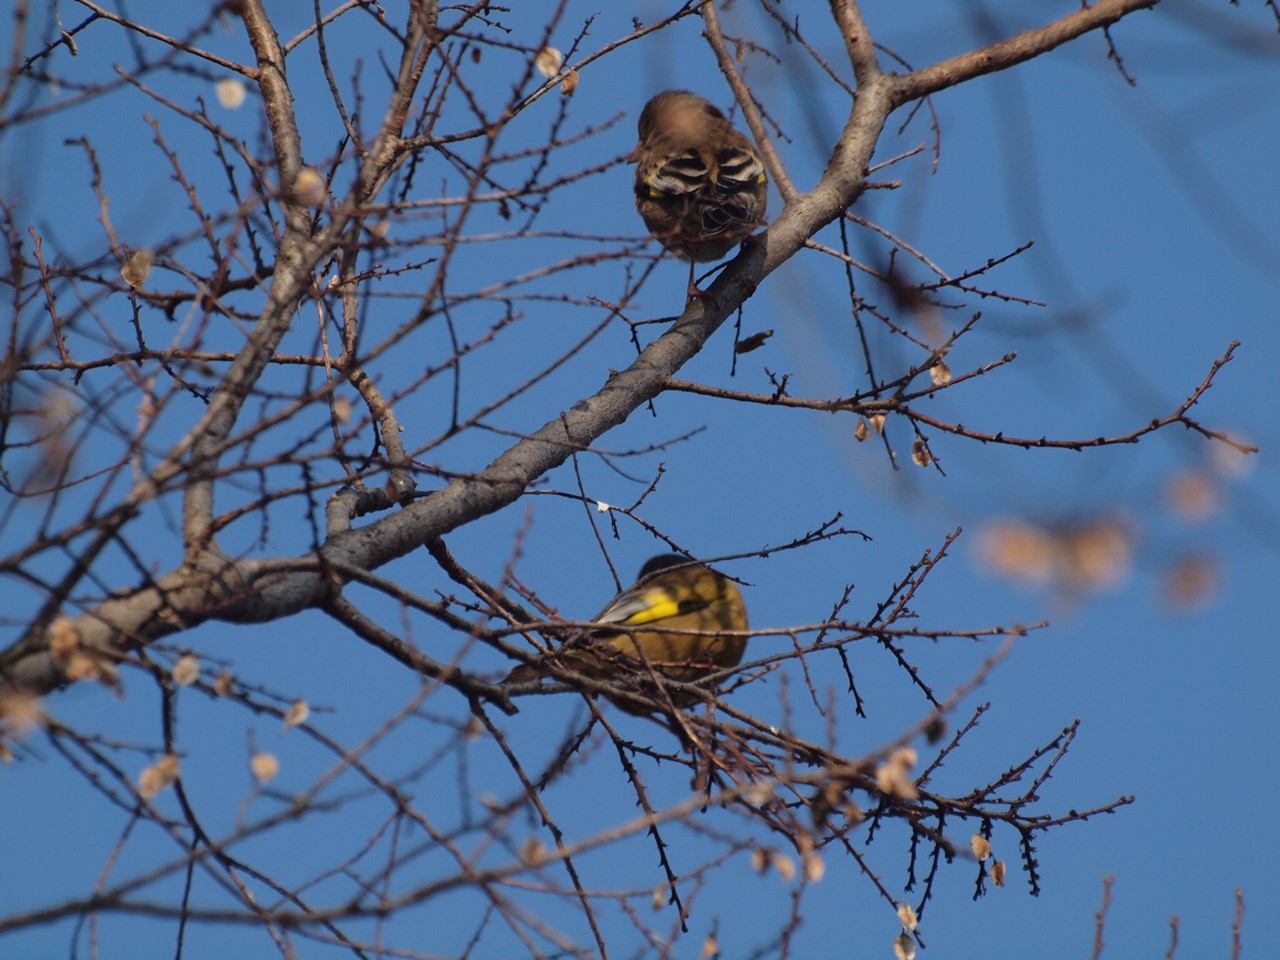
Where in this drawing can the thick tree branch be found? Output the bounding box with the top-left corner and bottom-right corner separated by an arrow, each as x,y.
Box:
0,0 -> 1187,705
888,0 -> 1162,106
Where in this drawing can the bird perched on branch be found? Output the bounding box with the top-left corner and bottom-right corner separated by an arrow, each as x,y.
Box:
505,554 -> 748,709
630,90 -> 768,296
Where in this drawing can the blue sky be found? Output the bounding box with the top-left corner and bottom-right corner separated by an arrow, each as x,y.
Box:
2,2 -> 1278,958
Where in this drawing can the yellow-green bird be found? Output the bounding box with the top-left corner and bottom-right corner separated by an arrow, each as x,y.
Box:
506,554 -> 748,706
630,90 -> 768,294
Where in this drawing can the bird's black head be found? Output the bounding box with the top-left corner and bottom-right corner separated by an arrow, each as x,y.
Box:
638,554 -> 689,579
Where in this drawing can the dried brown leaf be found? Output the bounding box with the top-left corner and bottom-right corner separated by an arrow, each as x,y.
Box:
282,698 -> 310,731
293,168 -> 326,206
519,836 -> 545,866
804,851 -> 825,883
172,652 -> 199,687
139,754 -> 180,798
121,249 -> 154,287
734,329 -> 774,354
250,752 -> 279,783
534,46 -> 562,78
49,616 -> 79,662
897,901 -> 918,932
910,438 -> 931,467
970,834 -> 991,861
215,77 -> 246,108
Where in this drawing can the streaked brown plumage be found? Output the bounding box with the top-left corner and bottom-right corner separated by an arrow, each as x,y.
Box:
505,554 -> 748,707
630,90 -> 768,282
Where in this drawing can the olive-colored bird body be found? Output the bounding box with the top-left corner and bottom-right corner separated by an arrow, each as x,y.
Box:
506,555 -> 748,702
630,90 -> 768,264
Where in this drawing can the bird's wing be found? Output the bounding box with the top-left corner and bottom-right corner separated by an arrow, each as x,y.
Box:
594,577 -> 710,628
712,144 -> 766,194
637,148 -> 711,200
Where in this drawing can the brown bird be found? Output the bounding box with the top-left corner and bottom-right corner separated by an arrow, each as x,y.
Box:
505,554 -> 748,709
630,90 -> 768,296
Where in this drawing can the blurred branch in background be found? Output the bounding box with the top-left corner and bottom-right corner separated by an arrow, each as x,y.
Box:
0,0 -> 1273,957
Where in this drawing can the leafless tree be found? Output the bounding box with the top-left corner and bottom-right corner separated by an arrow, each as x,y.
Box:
0,2 -> 1266,957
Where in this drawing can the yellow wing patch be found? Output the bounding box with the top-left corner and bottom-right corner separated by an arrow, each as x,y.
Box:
620,590 -> 681,625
